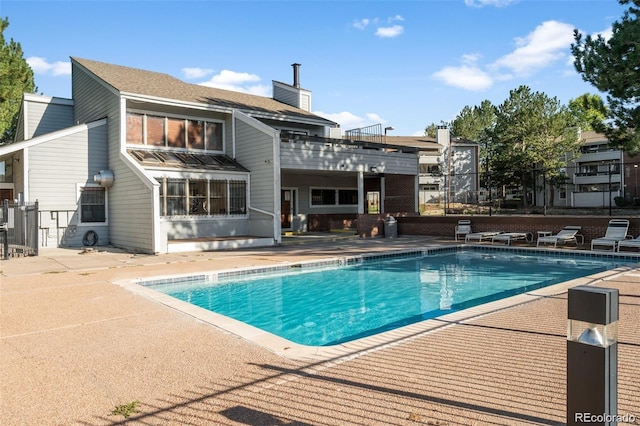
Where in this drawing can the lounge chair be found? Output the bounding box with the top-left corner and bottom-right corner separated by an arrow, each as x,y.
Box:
590,219 -> 630,251
465,231 -> 503,243
616,235 -> 640,252
537,226 -> 581,248
491,232 -> 531,246
455,220 -> 472,241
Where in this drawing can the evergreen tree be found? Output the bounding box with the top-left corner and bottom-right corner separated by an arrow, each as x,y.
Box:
0,17 -> 36,144
488,86 -> 580,207
571,0 -> 640,153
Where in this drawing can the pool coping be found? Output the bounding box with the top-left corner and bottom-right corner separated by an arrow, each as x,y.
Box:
116,245 -> 640,362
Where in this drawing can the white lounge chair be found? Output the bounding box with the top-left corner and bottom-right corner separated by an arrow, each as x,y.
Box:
491,232 -> 531,246
591,219 -> 630,251
616,235 -> 640,252
455,220 -> 472,241
537,226 -> 581,248
465,231 -> 503,243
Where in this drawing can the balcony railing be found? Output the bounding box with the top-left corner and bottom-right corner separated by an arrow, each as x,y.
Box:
574,171 -> 621,178
280,132 -> 419,154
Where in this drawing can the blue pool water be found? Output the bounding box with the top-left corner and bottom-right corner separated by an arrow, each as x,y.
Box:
149,249 -> 629,346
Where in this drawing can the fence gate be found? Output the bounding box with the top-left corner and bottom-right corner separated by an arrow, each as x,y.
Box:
0,200 -> 39,259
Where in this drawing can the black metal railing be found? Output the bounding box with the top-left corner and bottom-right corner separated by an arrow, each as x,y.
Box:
0,200 -> 39,259
279,132 -> 419,154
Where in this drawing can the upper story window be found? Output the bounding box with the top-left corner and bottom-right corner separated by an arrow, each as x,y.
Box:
127,112 -> 223,152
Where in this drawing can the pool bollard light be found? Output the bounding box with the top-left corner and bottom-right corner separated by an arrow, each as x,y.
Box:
567,285 -> 618,426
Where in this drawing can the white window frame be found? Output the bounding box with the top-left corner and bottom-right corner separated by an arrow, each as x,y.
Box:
126,109 -> 225,154
155,173 -> 249,218
76,184 -> 108,226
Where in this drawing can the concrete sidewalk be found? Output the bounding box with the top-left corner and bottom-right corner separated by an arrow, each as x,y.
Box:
2,237 -> 639,425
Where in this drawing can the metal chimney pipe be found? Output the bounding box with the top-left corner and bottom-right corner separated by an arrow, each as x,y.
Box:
291,63 -> 301,88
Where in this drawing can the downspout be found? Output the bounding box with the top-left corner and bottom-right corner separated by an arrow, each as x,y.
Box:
232,109 -> 236,159
273,129 -> 281,243
23,148 -> 29,203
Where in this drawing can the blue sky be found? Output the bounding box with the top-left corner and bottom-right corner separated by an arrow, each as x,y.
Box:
1,0 -> 627,136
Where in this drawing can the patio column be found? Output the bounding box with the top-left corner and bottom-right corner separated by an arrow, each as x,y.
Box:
357,171 -> 364,214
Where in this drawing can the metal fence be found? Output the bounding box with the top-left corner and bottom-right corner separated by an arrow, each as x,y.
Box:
0,200 -> 39,259
419,160 -> 640,214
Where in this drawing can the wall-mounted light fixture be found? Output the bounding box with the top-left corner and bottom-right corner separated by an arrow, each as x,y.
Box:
370,166 -> 378,173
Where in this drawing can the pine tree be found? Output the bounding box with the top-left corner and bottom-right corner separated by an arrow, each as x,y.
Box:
0,17 -> 37,144
571,0 -> 640,153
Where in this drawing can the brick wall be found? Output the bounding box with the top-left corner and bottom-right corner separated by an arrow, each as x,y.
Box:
308,214 -> 358,232
396,215 -> 640,243
385,175 -> 415,213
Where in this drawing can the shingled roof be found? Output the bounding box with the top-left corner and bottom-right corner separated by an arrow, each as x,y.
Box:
71,57 -> 337,125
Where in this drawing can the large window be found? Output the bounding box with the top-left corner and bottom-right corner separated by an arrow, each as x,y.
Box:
80,187 -> 106,223
160,178 -> 247,217
165,179 -> 187,215
127,112 -> 223,152
229,180 -> 247,214
310,188 -> 358,206
209,180 -> 227,214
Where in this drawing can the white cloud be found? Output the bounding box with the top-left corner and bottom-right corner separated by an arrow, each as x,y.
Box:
27,57 -> 71,76
376,25 -> 404,38
353,18 -> 370,30
354,16 -> 404,37
432,65 -> 493,91
198,70 -> 270,96
182,67 -> 214,79
597,26 -> 613,42
465,0 -> 518,7
490,20 -> 575,76
313,111 -> 388,132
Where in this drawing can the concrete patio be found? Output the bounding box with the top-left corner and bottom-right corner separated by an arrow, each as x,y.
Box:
1,236 -> 639,425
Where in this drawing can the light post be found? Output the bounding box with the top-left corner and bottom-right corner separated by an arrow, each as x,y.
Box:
384,126 -> 394,145
634,164 -> 638,201
567,285 -> 618,425
609,162 -> 612,216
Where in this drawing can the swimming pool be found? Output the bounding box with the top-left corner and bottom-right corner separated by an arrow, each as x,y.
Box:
143,247 -> 633,347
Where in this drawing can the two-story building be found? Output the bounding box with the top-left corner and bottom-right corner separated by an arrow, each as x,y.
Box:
538,131 -> 636,208
0,58 -> 418,254
387,127 -> 479,208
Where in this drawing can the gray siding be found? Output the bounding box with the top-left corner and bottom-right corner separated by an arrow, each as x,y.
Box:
73,64 -> 157,252
14,109 -> 25,143
72,64 -> 116,124
29,124 -> 108,210
108,107 -> 156,253
273,85 -> 298,109
164,218 -> 249,239
25,98 -> 74,139
234,114 -> 277,237
280,142 -> 418,175
28,122 -> 109,248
